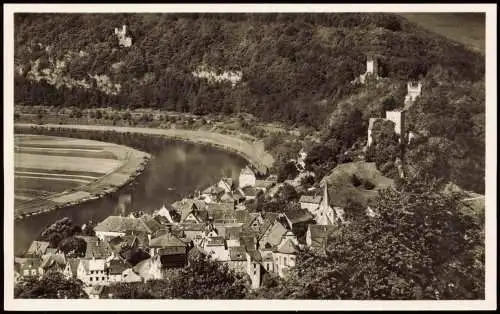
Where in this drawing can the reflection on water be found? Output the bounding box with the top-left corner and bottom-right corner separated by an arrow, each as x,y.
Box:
14,140 -> 247,254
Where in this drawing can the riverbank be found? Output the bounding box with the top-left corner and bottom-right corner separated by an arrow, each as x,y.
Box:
14,134 -> 151,220
15,123 -> 274,175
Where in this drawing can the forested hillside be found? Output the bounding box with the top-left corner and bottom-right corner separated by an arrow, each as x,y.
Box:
14,13 -> 485,192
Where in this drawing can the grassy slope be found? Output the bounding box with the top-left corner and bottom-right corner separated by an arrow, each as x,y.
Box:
322,161 -> 394,208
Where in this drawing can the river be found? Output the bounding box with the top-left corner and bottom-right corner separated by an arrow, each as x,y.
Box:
14,139 -> 247,255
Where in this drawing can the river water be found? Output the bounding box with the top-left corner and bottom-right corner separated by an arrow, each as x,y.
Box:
14,139 -> 247,255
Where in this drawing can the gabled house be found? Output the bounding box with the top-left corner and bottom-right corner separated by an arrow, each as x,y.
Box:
149,233 -> 188,268
77,258 -> 109,286
217,177 -> 234,193
94,216 -> 162,241
132,255 -> 164,281
239,166 -> 256,188
17,257 -> 43,279
239,186 -> 260,201
25,240 -> 50,257
63,258 -> 81,279
258,220 -> 288,250
107,258 -> 133,283
40,252 -> 66,276
84,237 -> 114,260
272,232 -> 299,278
281,208 -> 315,230
299,195 -> 322,216
154,203 -> 177,224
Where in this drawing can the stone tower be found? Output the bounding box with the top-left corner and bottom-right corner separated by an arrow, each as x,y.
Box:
404,81 -> 422,105
366,56 -> 379,77
385,110 -> 406,141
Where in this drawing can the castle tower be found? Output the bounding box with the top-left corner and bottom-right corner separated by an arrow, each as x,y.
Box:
385,110 -> 406,142
366,56 -> 379,77
404,81 -> 422,105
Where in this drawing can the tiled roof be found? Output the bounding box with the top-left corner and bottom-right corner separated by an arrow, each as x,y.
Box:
141,218 -> 162,234
207,202 -> 234,213
247,250 -> 262,262
26,240 -> 50,256
260,221 -> 288,247
85,238 -> 113,259
94,216 -> 151,234
255,180 -> 275,189
228,246 -> 247,261
205,236 -> 225,246
19,257 -> 42,270
158,246 -> 187,256
149,233 -> 187,248
108,259 -> 130,275
220,192 -> 235,203
240,166 -> 255,176
234,210 -> 250,224
66,258 -> 80,276
239,235 -> 256,251
276,239 -> 298,254
41,253 -> 66,269
241,186 -> 259,197
284,208 -> 315,224
299,195 -> 322,204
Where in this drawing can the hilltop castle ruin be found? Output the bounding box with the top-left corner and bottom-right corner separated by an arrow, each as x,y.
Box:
354,55 -> 380,84
114,25 -> 132,48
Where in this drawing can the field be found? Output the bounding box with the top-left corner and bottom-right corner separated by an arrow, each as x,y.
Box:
13,134 -> 150,217
399,13 -> 485,54
322,161 -> 395,208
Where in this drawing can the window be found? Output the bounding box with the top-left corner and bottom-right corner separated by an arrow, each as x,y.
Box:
284,257 -> 287,265
102,277 -> 105,281
253,270 -> 256,275
266,264 -> 270,271
90,270 -> 94,274
96,277 -> 99,281
90,277 -> 93,281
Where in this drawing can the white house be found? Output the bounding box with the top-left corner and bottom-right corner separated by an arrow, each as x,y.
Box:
239,166 -> 256,188
299,194 -> 322,216
272,232 -> 299,278
77,258 -> 109,286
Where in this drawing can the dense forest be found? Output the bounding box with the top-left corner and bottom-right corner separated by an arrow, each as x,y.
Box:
14,13 -> 485,193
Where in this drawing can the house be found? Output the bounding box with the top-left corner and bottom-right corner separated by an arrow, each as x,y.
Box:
246,250 -> 262,289
239,186 -> 260,201
17,257 -> 43,279
225,246 -> 247,274
202,236 -> 229,261
239,166 -> 256,188
172,198 -> 209,223
299,195 -> 322,216
77,258 -> 109,286
94,216 -> 162,241
40,252 -> 66,276
258,219 -> 288,250
272,232 -> 299,278
63,258 -> 81,279
149,233 -> 188,268
25,240 -> 50,257
154,203 -> 177,224
107,235 -> 140,255
254,179 -> 275,193
281,208 -> 315,230
84,237 -> 114,259
200,185 -> 225,203
121,268 -> 142,283
217,177 -> 234,193
175,223 -> 206,243
132,255 -> 163,281
306,225 -> 336,249
107,258 -> 132,283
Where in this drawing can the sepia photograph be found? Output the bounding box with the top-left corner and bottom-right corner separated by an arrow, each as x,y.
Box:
3,3 -> 497,311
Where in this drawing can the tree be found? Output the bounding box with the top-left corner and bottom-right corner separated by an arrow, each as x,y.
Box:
39,217 -> 81,247
15,272 -> 88,299
57,236 -> 87,257
277,161 -> 299,183
269,178 -> 484,300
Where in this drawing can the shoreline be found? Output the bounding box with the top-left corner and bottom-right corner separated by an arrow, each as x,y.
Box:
14,123 -> 274,175
13,134 -> 151,220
